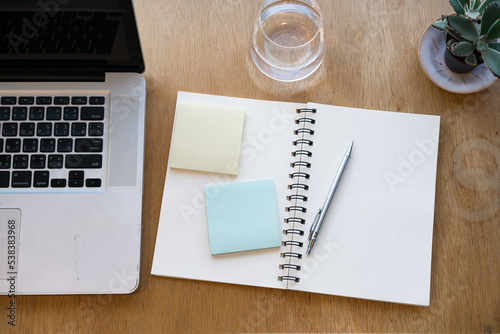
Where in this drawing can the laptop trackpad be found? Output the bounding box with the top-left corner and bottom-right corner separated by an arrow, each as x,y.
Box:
74,225 -> 140,285
0,209 -> 21,280
108,96 -> 140,187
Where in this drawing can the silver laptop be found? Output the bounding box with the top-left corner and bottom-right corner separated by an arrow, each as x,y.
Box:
0,0 -> 146,294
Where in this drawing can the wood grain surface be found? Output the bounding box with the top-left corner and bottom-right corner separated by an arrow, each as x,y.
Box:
1,0 -> 499,333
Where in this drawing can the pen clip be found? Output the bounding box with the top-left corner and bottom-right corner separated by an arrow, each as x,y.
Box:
308,208 -> 322,240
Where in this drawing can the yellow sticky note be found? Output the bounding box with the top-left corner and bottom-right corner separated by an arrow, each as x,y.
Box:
169,104 -> 245,175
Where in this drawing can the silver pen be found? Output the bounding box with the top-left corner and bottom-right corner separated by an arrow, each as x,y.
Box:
306,141 -> 353,255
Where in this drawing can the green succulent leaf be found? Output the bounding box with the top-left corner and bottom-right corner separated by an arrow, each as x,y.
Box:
471,0 -> 480,11
465,52 -> 478,65
478,40 -> 489,51
450,0 -> 466,14
447,39 -> 458,51
447,15 -> 480,41
432,19 -> 446,31
452,41 -> 475,56
489,42 -> 500,52
465,11 -> 481,20
480,1 -> 500,35
464,0 -> 481,20
482,47 -> 500,77
477,0 -> 498,15
444,18 -> 469,41
486,19 -> 500,40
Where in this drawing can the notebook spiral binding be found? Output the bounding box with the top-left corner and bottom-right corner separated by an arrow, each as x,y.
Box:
278,108 -> 316,283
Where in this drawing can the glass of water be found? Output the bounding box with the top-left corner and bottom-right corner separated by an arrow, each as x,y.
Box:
250,0 -> 326,82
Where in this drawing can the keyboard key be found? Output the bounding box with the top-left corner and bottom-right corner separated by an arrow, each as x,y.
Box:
12,171 -> 32,188
30,155 -> 46,169
63,106 -> 79,120
36,96 -> 52,105
71,123 -> 86,136
69,170 -> 84,179
37,123 -> 52,136
57,138 -> 73,152
46,107 -> 62,120
5,139 -> 21,152
40,139 -> 56,152
2,123 -> 17,136
0,155 -> 11,169
0,107 -> 10,120
54,122 -> 70,136
1,97 -> 17,105
23,138 -> 38,152
86,178 -> 102,187
29,106 -> 45,120
19,96 -> 35,105
89,96 -> 105,105
54,96 -> 70,105
0,138 -> 3,152
88,122 -> 104,136
48,155 -> 63,168
19,123 -> 35,136
72,96 -> 87,105
34,171 -> 49,187
81,107 -> 104,120
13,155 -> 29,169
12,107 -> 28,120
69,170 -> 84,187
75,138 -> 103,152
65,154 -> 102,168
0,171 -> 9,187
51,178 -> 66,187
69,179 -> 84,187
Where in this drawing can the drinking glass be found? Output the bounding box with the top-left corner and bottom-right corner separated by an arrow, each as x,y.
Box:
250,0 -> 326,82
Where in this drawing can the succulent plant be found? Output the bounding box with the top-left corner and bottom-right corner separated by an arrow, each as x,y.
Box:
432,0 -> 500,77
449,0 -> 497,19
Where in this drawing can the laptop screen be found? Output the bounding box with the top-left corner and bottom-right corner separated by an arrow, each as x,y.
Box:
0,0 -> 145,80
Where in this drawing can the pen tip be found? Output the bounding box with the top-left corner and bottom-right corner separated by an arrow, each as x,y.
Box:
346,141 -> 353,156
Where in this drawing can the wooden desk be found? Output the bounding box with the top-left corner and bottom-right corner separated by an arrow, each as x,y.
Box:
2,0 -> 499,332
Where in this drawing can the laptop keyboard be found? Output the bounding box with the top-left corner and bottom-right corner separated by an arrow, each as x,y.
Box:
0,92 -> 108,191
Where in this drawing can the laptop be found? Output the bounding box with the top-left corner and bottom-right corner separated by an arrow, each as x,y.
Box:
0,0 -> 146,294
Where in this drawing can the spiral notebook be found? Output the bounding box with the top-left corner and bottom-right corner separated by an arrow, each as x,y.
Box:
152,91 -> 440,306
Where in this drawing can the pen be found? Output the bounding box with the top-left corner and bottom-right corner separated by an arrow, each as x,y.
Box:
306,141 -> 353,255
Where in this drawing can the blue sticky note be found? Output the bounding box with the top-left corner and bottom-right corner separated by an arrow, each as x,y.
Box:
205,179 -> 281,255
